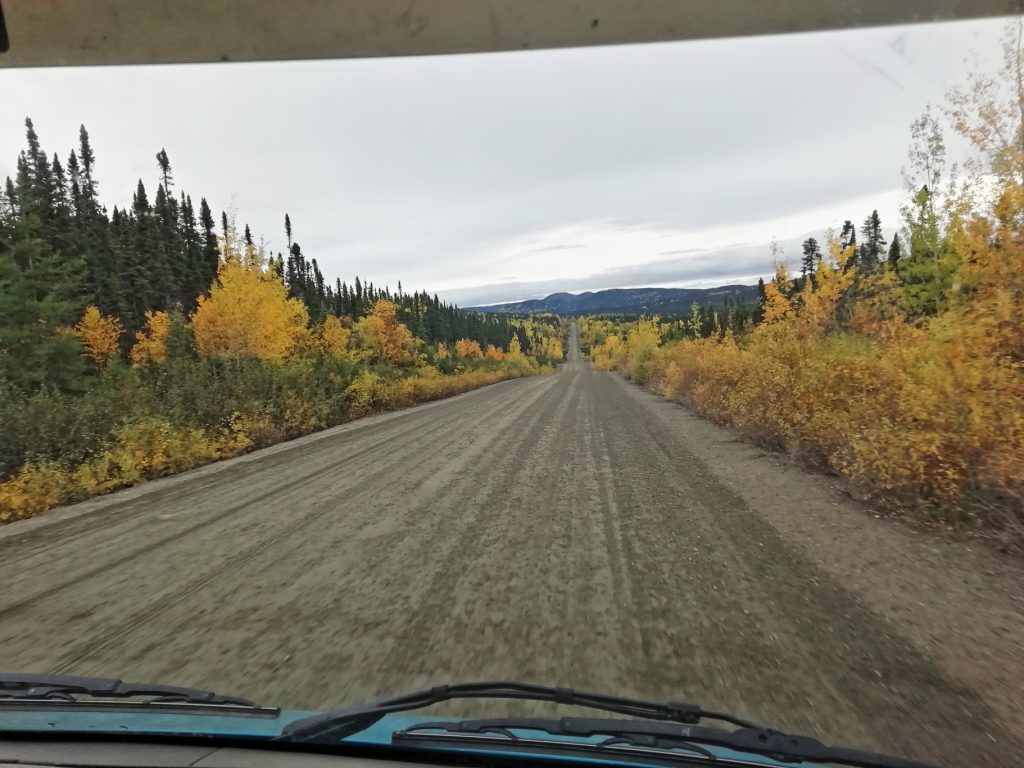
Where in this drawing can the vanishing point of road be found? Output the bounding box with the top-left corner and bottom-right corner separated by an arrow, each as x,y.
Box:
3,325 -> 1023,766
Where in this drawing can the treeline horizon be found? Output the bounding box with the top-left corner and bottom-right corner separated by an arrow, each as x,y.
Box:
554,207 -> 898,340
0,117 -> 537,393
0,119 -> 567,523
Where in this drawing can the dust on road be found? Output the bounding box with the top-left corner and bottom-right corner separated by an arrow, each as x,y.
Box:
1,324 -> 1022,766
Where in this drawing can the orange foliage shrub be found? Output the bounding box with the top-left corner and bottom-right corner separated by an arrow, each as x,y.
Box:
455,339 -> 483,359
74,306 -> 123,368
355,301 -> 417,364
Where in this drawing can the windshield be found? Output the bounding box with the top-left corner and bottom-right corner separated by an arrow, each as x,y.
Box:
1,10 -> 1022,768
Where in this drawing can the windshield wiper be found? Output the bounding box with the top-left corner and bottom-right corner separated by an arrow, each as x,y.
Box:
0,673 -> 258,708
391,717 -> 940,768
278,681 -> 758,743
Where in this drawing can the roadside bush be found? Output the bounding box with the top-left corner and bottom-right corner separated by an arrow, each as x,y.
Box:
0,377 -> 134,478
0,354 -> 549,523
601,223 -> 1024,540
0,462 -> 71,523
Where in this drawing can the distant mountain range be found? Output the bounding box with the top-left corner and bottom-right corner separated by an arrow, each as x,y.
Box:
468,285 -> 759,315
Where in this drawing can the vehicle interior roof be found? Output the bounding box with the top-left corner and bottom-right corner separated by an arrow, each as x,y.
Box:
0,0 -> 1017,69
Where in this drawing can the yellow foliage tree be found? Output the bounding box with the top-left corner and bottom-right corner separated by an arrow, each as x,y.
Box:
760,265 -> 794,325
622,319 -> 659,379
590,333 -> 622,370
507,335 -> 523,358
541,337 -> 565,361
354,300 -> 417,364
316,315 -> 352,358
455,338 -> 483,359
129,310 -> 171,366
191,255 -> 309,361
74,306 -> 123,368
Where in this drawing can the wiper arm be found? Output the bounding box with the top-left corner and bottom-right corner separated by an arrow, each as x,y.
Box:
392,717 -> 940,768
0,673 -> 257,707
278,681 -> 758,743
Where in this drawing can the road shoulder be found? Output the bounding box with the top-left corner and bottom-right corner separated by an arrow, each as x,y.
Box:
606,371 -> 1024,749
0,376 -> 528,543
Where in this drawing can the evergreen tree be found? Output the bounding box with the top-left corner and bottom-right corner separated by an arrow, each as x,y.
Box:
0,121 -> 92,391
0,247 -> 91,392
153,184 -> 181,305
156,148 -> 173,192
127,178 -> 173,322
887,233 -> 902,268
77,125 -> 97,200
72,128 -> 123,318
178,193 -> 204,308
858,210 -> 886,272
839,220 -> 857,253
198,198 -> 219,294
800,237 -> 821,281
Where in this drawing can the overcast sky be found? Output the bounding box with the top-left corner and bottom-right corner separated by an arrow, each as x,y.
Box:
0,17 -> 1009,305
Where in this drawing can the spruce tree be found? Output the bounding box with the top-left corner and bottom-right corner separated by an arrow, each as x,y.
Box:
126,179 -> 172,321
858,210 -> 886,272
198,197 -> 219,294
78,125 -> 97,199
156,148 -> 173,192
800,237 -> 821,281
70,129 -> 123,319
887,234 -> 902,268
153,184 -> 181,305
178,193 -> 204,308
839,220 -> 857,253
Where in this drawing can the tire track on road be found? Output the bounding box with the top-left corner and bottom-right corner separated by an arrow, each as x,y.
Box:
366,367 -> 585,687
583,372 -> 646,686
45,375 -> 559,675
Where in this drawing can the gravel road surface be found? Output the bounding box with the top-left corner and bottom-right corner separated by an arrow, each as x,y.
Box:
2,325 -> 1022,766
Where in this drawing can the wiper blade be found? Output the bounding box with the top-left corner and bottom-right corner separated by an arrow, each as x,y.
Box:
392,716 -> 940,768
278,681 -> 758,743
0,673 -> 257,707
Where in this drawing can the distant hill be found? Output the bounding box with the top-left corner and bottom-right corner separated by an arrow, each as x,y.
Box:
469,285 -> 759,315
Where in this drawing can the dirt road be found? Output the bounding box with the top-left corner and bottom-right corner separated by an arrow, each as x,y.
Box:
2,325 -> 1022,766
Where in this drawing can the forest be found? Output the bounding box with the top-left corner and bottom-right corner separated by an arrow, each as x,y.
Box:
581,27 -> 1024,547
0,123 -> 565,521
